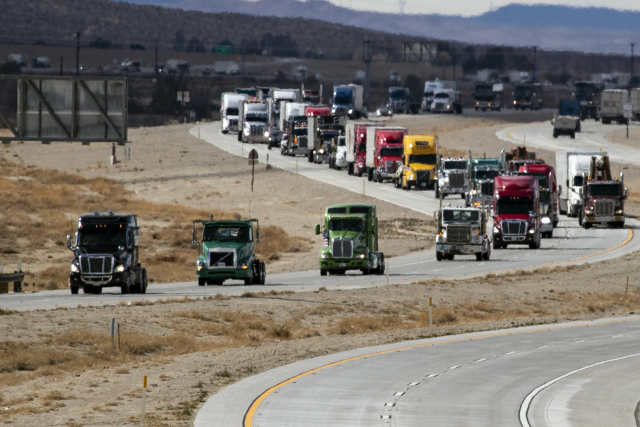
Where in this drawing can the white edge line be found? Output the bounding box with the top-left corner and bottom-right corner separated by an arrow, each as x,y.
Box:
518,352 -> 640,427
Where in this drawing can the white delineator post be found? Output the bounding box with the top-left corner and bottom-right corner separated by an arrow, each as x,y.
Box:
429,298 -> 433,335
141,375 -> 147,425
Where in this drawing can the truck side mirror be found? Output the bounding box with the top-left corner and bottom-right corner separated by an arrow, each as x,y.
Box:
625,188 -> 629,199
256,228 -> 260,243
579,188 -> 583,197
558,185 -> 562,196
191,228 -> 199,247
66,235 -> 72,248
315,224 -> 320,235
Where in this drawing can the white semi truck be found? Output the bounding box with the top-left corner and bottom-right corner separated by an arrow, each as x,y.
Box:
434,206 -> 491,261
600,89 -> 629,125
221,93 -> 249,134
238,100 -> 269,144
435,157 -> 468,199
556,150 -> 607,217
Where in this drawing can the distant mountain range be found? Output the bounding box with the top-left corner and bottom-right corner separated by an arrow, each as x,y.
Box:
120,0 -> 640,54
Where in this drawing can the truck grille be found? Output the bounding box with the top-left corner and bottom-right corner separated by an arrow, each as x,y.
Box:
332,238 -> 353,259
209,251 -> 235,268
594,200 -> 614,216
79,255 -> 115,275
436,102 -> 445,109
481,181 -> 494,196
417,170 -> 430,183
385,162 -> 395,173
501,220 -> 527,236
250,125 -> 264,136
447,225 -> 471,244
229,119 -> 238,129
449,172 -> 465,187
296,136 -> 308,148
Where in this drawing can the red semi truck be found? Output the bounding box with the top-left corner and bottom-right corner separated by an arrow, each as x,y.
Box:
492,175 -> 541,249
346,123 -> 383,177
367,127 -> 407,182
518,163 -> 559,228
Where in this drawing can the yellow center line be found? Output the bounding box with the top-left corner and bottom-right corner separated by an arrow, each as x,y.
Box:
243,315 -> 640,426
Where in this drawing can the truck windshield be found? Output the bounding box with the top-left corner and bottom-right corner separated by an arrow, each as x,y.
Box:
409,154 -> 437,165
588,184 -> 620,196
293,129 -> 307,136
434,93 -> 449,99
497,198 -> 535,215
333,88 -> 353,105
390,89 -> 406,100
475,86 -> 493,99
202,227 -> 251,242
540,191 -> 551,204
328,220 -> 363,232
380,147 -> 403,157
475,170 -> 500,180
424,91 -> 434,98
78,231 -> 126,247
246,116 -> 267,122
515,86 -> 533,99
358,144 -> 366,153
575,84 -> 595,101
444,161 -> 466,170
518,173 -> 549,189
226,108 -> 239,116
443,210 -> 479,222
338,138 -> 346,146
573,176 -> 584,186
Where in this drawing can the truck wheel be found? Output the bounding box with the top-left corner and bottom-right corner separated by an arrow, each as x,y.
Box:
70,286 -> 79,295
476,253 -> 483,261
320,269 -> 327,276
435,186 -> 440,198
198,278 -> 206,286
483,247 -> 491,261
244,264 -> 254,285
578,210 -> 583,226
94,287 -> 103,295
267,142 -> 272,150
570,132 -> 575,139
436,252 -> 443,261
141,268 -> 148,294
308,151 -> 314,163
237,131 -> 242,142
348,163 -> 354,175
584,222 -> 591,230
553,130 -> 558,138
259,262 -> 266,285
368,169 -> 374,181
447,254 -> 455,261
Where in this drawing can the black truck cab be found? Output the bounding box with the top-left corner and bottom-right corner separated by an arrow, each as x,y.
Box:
67,211 -> 147,295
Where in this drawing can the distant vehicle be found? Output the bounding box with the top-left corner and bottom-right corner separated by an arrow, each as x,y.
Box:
345,122 -> 381,177
435,206 -> 491,261
394,134 -> 437,190
600,89 -> 629,125
221,92 -> 249,134
67,211 -> 147,295
302,86 -> 322,104
376,104 -> 393,117
7,54 -> 28,67
165,59 -> 190,74
430,89 -> 462,114
279,102 -> 308,154
553,100 -> 581,139
368,127 -> 407,183
578,156 -> 628,229
436,157 -> 468,199
267,89 -> 302,149
238,100 -> 269,143
474,83 -> 503,112
214,61 -> 240,75
465,152 -> 503,208
574,81 -> 601,121
556,151 -> 607,218
32,57 -> 51,69
388,87 -> 411,114
513,84 -> 542,110
332,84 -> 365,119
492,175 -> 541,249
121,60 -> 140,72
286,115 -> 311,157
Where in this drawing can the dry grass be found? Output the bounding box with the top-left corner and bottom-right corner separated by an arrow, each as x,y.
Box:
0,157 -> 308,288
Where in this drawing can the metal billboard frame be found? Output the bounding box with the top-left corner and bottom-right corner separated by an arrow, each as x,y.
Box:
0,76 -> 128,145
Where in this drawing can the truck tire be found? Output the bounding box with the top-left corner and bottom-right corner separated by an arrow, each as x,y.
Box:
447,254 -> 455,261
436,252 -> 443,261
259,262 -> 266,285
553,130 -> 558,138
578,210 -> 583,226
368,169 -> 374,182
141,268 -> 148,294
308,151 -> 314,163
476,253 -> 483,261
435,185 -> 440,198
348,163 -> 354,176
570,132 -> 575,139
244,264 -> 253,285
320,269 -> 327,276
482,246 -> 491,261
237,131 -> 242,142
584,222 -> 591,230
198,278 -> 206,286
70,286 -> 79,295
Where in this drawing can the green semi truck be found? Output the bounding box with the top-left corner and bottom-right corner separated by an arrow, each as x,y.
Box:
192,219 -> 266,286
315,203 -> 385,276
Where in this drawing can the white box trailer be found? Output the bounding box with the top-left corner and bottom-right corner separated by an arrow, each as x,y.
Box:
600,89 -> 629,124
279,102 -> 308,131
556,150 -> 607,217
630,88 -> 640,121
220,92 -> 248,133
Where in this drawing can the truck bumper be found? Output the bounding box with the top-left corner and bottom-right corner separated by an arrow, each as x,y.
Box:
435,244 -> 483,255
441,186 -> 466,196
245,135 -> 269,144
320,258 -> 370,272
69,271 -> 128,288
196,268 -> 252,280
585,216 -> 624,225
493,232 -> 535,246
407,179 -> 432,189
291,146 -> 310,156
468,195 -> 494,207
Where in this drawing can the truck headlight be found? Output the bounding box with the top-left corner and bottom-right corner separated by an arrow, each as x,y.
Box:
513,100 -> 517,104
541,217 -> 551,224
321,253 -> 329,259
196,260 -> 205,271
241,262 -> 248,269
357,254 -> 366,259
244,129 -> 250,135
472,190 -> 477,195
263,131 -> 270,137
70,262 -> 80,273
348,109 -> 354,115
493,225 -> 500,234
616,209 -> 624,215
409,174 -> 414,180
585,209 -> 593,215
115,264 -> 126,273
528,227 -> 535,234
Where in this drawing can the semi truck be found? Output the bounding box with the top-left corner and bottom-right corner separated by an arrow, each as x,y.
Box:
221,92 -> 249,134
192,218 -> 265,286
266,89 -> 302,149
421,80 -> 455,113
388,87 -> 411,114
578,156 -> 628,229
430,89 -> 462,114
504,146 -> 543,173
394,134 -> 437,190
465,151 -> 503,208
368,127 -> 407,183
556,151 -> 607,218
513,84 -> 542,110
332,84 -> 365,119
315,203 -> 385,276
309,112 -> 345,164
329,135 -> 347,170
474,83 -> 502,112
553,100 -> 581,139
279,101 -> 308,152
67,211 -> 147,295
285,115 -> 311,156
517,163 -> 558,237
435,206 -> 491,261
600,89 -> 629,125
492,175 -> 541,249
574,81 -> 601,121
238,100 -> 269,143
435,157 -> 468,199
345,122 -> 381,177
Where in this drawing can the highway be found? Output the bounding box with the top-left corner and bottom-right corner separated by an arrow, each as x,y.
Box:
195,315 -> 640,427
1,121 -> 637,311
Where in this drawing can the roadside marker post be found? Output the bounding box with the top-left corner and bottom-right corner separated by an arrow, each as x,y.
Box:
110,318 -> 117,349
141,375 -> 147,425
429,298 -> 433,335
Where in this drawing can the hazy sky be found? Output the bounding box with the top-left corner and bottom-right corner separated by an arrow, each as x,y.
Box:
322,0 -> 640,15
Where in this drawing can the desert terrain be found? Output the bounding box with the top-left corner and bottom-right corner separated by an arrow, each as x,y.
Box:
1,112 -> 640,426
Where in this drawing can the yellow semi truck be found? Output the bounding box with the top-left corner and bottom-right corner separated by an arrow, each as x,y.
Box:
393,135 -> 438,190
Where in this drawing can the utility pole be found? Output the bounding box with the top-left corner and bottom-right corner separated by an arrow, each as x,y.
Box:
532,46 -> 537,83
631,43 -> 636,78
363,41 -> 372,111
76,32 -> 80,76
155,39 -> 159,75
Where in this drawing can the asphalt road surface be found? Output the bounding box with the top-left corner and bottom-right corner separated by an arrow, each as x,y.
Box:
195,315 -> 640,427
497,119 -> 640,167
